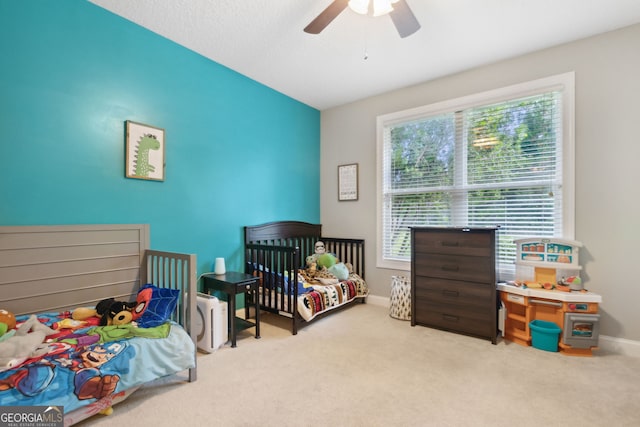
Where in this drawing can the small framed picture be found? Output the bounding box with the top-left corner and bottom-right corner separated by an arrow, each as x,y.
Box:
338,163 -> 359,201
125,120 -> 165,181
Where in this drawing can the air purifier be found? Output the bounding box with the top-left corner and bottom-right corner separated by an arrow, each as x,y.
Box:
195,292 -> 228,352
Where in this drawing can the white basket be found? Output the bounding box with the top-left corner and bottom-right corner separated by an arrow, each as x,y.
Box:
389,275 -> 411,320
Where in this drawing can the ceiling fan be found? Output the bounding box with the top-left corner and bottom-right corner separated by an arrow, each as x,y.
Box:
304,0 -> 421,38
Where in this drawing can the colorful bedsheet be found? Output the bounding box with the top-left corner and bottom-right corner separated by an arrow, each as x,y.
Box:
298,272 -> 368,321
261,272 -> 368,321
0,311 -> 195,416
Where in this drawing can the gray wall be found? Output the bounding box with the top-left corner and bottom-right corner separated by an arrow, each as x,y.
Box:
320,23 -> 640,341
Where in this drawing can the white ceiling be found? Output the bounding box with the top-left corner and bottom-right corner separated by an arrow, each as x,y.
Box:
89,0 -> 640,110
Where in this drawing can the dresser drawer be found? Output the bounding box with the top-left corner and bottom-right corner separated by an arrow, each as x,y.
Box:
413,300 -> 494,338
413,277 -> 493,306
413,229 -> 493,257
414,253 -> 493,283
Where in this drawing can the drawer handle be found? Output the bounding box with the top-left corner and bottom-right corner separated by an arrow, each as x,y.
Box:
442,314 -> 459,322
442,289 -> 459,298
441,241 -> 459,247
441,264 -> 459,272
530,299 -> 562,308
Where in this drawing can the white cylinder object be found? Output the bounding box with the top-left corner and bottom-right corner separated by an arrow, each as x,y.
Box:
214,257 -> 226,275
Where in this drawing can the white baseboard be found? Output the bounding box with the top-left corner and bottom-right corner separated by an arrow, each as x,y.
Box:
367,296 -> 640,357
598,335 -> 640,357
366,295 -> 389,307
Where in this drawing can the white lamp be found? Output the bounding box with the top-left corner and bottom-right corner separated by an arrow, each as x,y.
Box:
214,257 -> 226,275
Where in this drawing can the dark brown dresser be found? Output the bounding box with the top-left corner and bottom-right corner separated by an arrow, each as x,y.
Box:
411,227 -> 498,344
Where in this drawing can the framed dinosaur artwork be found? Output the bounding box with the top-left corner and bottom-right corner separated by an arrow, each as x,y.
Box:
125,120 -> 166,181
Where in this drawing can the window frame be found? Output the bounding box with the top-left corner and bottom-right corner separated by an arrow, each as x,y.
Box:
376,72 -> 575,272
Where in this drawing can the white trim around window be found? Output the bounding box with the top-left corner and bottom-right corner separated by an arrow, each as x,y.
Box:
376,72 -> 575,273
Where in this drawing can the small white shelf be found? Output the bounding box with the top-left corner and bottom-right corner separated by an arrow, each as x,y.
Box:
514,237 -> 582,270
513,237 -> 584,287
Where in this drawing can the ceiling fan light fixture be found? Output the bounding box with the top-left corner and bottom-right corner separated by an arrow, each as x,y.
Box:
349,0 -> 399,16
348,0 -> 369,15
372,0 -> 395,17
305,0 -> 419,38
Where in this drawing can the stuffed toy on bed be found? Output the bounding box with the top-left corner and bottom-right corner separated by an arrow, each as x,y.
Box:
0,309 -> 16,338
306,240 -> 342,267
71,297 -> 136,326
303,241 -> 352,283
0,314 -> 56,372
101,300 -> 136,326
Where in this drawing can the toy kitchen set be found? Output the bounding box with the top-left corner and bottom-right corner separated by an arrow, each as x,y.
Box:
498,238 -> 602,356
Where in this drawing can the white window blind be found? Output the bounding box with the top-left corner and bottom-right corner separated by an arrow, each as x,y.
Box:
377,74 -> 574,280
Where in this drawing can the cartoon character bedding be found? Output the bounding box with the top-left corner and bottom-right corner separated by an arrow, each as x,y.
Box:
0,285 -> 195,416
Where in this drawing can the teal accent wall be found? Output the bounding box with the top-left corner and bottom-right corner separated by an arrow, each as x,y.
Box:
0,1 -> 320,277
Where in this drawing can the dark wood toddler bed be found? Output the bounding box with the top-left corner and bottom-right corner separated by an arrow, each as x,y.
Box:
0,224 -> 196,426
244,221 -> 368,335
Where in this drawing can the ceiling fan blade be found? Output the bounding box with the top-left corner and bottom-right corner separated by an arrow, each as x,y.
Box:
389,0 -> 421,38
304,0 -> 349,34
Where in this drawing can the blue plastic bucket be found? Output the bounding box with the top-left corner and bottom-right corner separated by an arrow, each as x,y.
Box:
529,320 -> 562,352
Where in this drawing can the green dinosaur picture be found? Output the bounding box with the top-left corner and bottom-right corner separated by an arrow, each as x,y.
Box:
125,121 -> 165,181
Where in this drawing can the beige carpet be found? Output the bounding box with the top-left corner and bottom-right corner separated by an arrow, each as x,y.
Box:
76,303 -> 640,427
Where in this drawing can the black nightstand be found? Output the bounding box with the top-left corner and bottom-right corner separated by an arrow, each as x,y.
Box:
201,272 -> 261,348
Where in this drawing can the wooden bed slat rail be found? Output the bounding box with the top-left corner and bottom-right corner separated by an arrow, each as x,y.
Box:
244,220 -> 322,243
321,237 -> 365,280
0,224 -> 149,315
142,251 -> 196,326
245,243 -> 301,322
142,249 -> 197,382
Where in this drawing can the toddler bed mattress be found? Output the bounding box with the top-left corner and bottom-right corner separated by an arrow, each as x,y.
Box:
0,310 -> 195,417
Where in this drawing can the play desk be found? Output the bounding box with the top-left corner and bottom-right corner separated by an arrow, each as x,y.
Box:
498,283 -> 602,356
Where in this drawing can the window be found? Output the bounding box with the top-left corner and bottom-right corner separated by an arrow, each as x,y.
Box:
377,73 -> 575,280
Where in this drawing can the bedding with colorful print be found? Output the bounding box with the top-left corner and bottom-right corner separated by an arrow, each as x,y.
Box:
0,310 -> 194,415
259,271 -> 368,321
297,272 -> 367,321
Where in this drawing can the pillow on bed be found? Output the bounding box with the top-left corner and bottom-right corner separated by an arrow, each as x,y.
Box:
249,263 -> 311,295
286,280 -> 313,295
133,283 -> 180,328
271,271 -> 311,295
